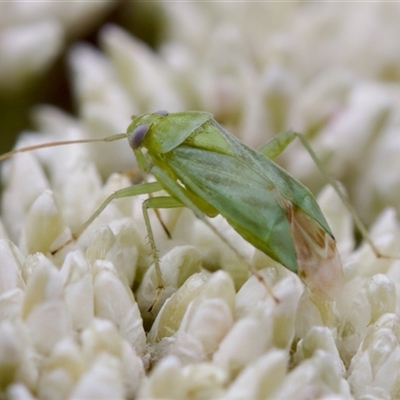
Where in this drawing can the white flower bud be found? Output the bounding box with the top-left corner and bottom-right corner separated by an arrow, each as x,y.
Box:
60,251 -> 94,330
69,353 -> 124,400
294,326 -> 345,377
79,318 -> 145,396
170,271 -> 235,361
92,260 -> 146,356
317,185 -> 355,260
148,271 -> 209,344
348,313 -> 400,399
22,189 -> 70,255
273,350 -> 351,399
136,245 -> 202,315
0,21 -> 63,90
1,153 -> 49,243
0,240 -> 25,294
212,316 -> 271,377
100,25 -> 185,112
365,274 -> 396,324
7,383 -> 35,400
225,350 -> 288,399
37,337 -> 84,400
138,355 -> 186,399
22,260 -> 72,355
191,215 -> 254,288
182,363 -> 227,399
0,320 -> 37,391
0,289 -> 24,322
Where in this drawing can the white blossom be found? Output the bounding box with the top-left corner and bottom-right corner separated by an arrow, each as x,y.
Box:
2,3 -> 400,399
0,1 -> 114,90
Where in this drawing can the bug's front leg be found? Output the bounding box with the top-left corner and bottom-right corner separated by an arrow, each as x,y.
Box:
73,181 -> 164,239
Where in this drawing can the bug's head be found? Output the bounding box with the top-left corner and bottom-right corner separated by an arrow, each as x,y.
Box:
127,110 -> 169,150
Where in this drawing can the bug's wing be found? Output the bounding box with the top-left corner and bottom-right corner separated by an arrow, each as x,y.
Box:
214,122 -> 333,238
166,146 -> 299,272
250,149 -> 333,238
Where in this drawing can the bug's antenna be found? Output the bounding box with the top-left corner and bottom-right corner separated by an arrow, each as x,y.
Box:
0,133 -> 127,162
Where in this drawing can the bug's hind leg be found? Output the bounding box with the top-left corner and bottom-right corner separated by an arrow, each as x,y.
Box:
259,130 -> 398,261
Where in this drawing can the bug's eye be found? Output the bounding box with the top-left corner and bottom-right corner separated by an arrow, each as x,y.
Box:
156,110 -> 169,117
129,124 -> 149,149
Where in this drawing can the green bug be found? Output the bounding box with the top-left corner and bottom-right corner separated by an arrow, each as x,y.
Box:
0,110 -> 344,300
76,110 -> 343,299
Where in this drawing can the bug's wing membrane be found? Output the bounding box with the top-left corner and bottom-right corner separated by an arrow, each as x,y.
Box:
167,146 -> 299,272
214,122 -> 333,238
250,150 -> 333,238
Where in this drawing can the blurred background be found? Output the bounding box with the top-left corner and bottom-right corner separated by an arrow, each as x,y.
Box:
0,1 -> 149,153
1,1 -> 400,224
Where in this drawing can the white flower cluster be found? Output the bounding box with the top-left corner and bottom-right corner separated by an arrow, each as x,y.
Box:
1,2 -> 400,399
0,1 -> 114,91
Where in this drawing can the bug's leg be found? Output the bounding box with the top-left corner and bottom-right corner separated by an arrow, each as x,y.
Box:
51,181 -> 165,254
258,130 -> 297,160
73,181 -> 164,238
151,166 -> 279,302
294,133 -> 390,259
71,182 -> 181,312
141,196 -> 184,311
149,197 -> 172,239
